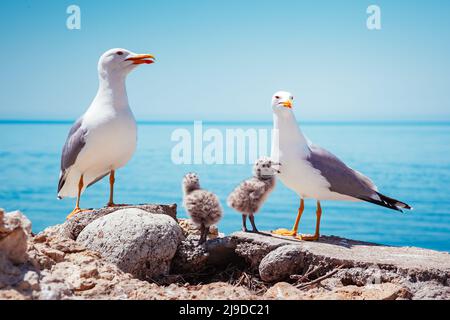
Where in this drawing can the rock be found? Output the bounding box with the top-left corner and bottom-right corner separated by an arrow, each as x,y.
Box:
259,245 -> 304,282
39,247 -> 65,263
408,280 -> 450,300
171,219 -> 222,275
0,209 -> 40,298
188,282 -> 256,300
171,235 -> 242,275
0,246 -> 40,299
0,288 -> 28,300
263,281 -> 411,300
231,231 -> 292,269
263,282 -> 304,300
178,218 -> 220,239
231,231 -> 450,283
127,282 -> 257,300
315,283 -> 411,300
339,266 -> 399,286
55,203 -> 177,240
77,208 -> 184,280
2,207 -> 449,300
0,210 -> 32,264
0,252 -> 23,288
17,270 -> 40,291
171,235 -> 209,274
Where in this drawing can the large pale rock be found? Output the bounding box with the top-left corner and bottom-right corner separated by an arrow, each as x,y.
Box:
77,208 -> 184,280
0,209 -> 31,264
60,204 -> 177,240
259,245 -> 304,282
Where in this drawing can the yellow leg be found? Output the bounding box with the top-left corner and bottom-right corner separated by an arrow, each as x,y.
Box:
106,170 -> 116,207
106,170 -> 128,207
272,199 -> 304,237
298,200 -> 322,241
66,175 -> 89,219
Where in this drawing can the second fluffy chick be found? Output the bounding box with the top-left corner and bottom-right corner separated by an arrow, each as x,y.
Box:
182,173 -> 223,244
227,157 -> 280,233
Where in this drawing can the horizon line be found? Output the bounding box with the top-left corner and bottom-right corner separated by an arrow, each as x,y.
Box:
1,119 -> 450,126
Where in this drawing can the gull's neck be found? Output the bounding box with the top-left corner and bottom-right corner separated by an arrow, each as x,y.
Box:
93,72 -> 129,111
271,111 -> 310,158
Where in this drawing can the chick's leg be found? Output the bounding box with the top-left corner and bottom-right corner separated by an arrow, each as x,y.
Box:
272,198 -> 304,236
249,214 -> 259,233
199,224 -> 209,245
242,215 -> 248,232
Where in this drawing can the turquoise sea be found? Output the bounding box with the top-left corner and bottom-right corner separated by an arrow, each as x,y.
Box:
1,121 -> 450,252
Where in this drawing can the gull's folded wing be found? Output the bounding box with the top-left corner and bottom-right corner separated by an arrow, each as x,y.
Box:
57,117 -> 87,195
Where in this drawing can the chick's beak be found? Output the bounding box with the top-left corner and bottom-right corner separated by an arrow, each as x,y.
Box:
126,53 -> 155,65
281,100 -> 292,109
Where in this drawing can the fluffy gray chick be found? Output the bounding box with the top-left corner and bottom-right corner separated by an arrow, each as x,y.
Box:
182,172 -> 223,244
227,157 -> 280,233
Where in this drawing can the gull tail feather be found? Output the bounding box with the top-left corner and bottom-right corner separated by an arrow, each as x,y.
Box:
57,172 -> 66,199
358,192 -> 412,212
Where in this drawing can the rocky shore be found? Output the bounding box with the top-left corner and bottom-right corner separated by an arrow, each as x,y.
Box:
0,206 -> 449,300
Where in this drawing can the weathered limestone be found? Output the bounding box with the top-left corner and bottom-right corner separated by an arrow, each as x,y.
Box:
77,208 -> 184,280
1,207 -> 449,300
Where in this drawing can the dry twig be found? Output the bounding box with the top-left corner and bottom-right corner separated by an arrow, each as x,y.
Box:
291,265 -> 321,283
295,265 -> 345,289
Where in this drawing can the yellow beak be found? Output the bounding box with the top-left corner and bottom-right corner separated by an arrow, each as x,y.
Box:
281,101 -> 292,108
126,54 -> 155,65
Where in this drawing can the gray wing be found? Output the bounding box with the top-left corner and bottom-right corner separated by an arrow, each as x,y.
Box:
307,144 -> 378,200
57,118 -> 87,194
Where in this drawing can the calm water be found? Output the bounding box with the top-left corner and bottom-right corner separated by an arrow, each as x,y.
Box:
1,121 -> 450,251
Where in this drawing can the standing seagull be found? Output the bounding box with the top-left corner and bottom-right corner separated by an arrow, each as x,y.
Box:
57,48 -> 155,219
270,91 -> 412,241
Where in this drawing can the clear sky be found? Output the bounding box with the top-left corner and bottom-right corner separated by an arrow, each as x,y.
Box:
0,0 -> 449,121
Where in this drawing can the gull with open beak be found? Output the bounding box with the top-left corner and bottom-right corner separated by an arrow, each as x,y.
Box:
270,91 -> 412,241
57,48 -> 155,219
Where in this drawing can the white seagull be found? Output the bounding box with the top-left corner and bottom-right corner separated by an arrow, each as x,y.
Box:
57,48 -> 155,219
270,91 -> 412,241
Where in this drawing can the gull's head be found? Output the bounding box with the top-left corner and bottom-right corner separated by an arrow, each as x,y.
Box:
253,157 -> 281,180
98,48 -> 155,79
271,91 -> 294,116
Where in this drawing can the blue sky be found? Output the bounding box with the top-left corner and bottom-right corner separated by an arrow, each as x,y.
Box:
0,0 -> 449,121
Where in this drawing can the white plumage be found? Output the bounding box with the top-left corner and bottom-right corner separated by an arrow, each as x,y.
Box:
270,91 -> 411,240
58,48 -> 155,218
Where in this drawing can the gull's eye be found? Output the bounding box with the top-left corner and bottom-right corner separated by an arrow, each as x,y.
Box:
275,96 -> 280,99
290,96 -> 294,100
116,51 -> 124,55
